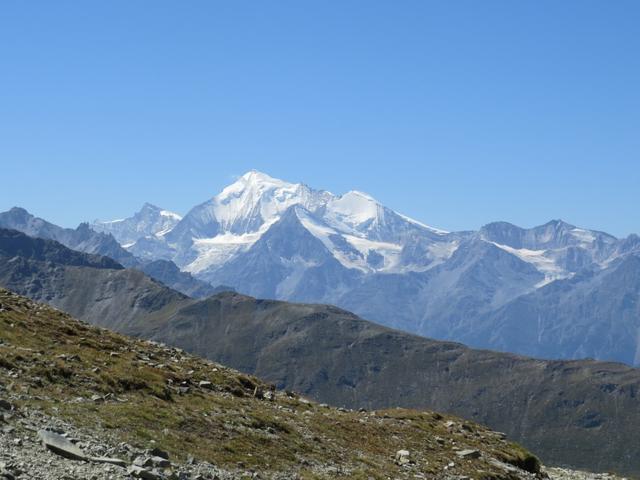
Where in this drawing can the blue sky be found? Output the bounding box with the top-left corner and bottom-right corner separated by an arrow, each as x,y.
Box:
1,1 -> 638,236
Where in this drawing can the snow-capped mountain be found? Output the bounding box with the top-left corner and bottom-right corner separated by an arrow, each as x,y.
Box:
92,170 -> 640,365
479,220 -> 620,286
126,170 -> 458,277
92,203 -> 182,246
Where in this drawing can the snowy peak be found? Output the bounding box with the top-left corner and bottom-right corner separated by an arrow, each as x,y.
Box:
140,202 -> 162,213
326,190 -> 448,241
173,170 -> 445,243
139,202 -> 182,221
172,171 -> 452,272
92,203 -> 182,245
478,219 -> 620,287
219,170 -> 291,200
209,171 -> 329,235
326,191 -> 381,231
212,172 -> 379,238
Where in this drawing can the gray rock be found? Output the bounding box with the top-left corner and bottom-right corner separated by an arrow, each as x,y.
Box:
90,456 -> 128,467
128,465 -> 165,479
149,447 -> 170,460
37,429 -> 87,461
456,449 -> 481,459
488,458 -> 519,473
144,456 -> 171,468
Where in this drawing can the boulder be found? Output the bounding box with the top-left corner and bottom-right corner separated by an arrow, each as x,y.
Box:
37,430 -> 87,461
149,447 -> 170,460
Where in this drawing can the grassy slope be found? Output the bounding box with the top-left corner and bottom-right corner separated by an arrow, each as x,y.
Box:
0,288 -> 539,479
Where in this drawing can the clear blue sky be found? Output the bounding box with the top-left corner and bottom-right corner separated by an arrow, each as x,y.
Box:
1,1 -> 638,236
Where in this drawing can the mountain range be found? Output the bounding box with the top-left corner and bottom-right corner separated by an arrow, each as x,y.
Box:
0,206 -> 222,299
1,227 -> 640,475
84,170 -> 640,365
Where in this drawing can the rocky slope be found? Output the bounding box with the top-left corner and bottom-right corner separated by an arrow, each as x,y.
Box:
0,231 -> 639,476
0,228 -> 123,270
138,258 -> 222,299
0,288 -> 545,480
469,254 -> 640,364
0,228 -> 188,332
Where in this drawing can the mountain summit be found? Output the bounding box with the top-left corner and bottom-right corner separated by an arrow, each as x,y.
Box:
92,202 -> 182,246
116,170 -> 452,277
